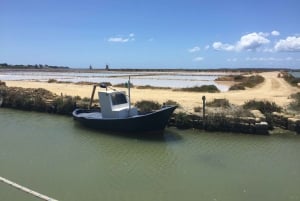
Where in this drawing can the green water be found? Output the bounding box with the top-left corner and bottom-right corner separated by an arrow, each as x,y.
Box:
0,108 -> 300,201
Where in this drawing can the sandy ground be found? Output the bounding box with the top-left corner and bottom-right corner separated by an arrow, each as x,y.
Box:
5,71 -> 300,113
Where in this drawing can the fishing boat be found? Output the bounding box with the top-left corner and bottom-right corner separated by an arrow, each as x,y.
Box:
72,78 -> 176,134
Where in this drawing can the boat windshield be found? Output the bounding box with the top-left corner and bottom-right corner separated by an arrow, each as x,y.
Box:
111,93 -> 128,105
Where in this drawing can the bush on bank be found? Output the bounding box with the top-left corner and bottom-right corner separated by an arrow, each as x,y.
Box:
289,92 -> 300,111
229,75 -> 264,90
174,85 -> 220,93
243,100 -> 282,114
134,100 -> 161,113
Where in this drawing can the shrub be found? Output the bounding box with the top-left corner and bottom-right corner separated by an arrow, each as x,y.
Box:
206,98 -> 230,108
164,99 -> 181,107
134,100 -> 161,113
48,79 -> 57,83
174,112 -> 192,129
243,75 -> 264,88
204,113 -> 230,131
243,100 -> 282,114
0,81 -> 6,86
194,106 -> 201,113
228,75 -> 264,90
74,96 -> 82,101
289,92 -> 300,111
233,75 -> 245,81
229,84 -> 245,90
82,97 -> 91,102
113,82 -> 134,88
175,85 -> 220,93
282,73 -> 300,86
136,85 -> 171,90
33,96 -> 48,112
0,85 -> 7,96
53,96 -> 77,115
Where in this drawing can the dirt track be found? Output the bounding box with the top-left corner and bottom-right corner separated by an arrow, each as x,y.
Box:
5,71 -> 300,113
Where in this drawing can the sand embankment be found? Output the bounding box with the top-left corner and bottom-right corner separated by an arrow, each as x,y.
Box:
5,71 -> 300,113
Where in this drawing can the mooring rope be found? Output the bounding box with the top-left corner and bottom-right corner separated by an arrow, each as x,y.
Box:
0,176 -> 58,201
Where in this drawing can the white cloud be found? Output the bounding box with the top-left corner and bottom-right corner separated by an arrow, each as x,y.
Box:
108,33 -> 135,43
227,58 -> 237,62
205,45 -> 210,50
246,57 -> 294,61
263,48 -> 274,53
258,32 -> 270,37
189,46 -> 200,53
236,32 -> 270,51
212,32 -> 270,52
194,57 -> 204,61
274,36 -> 300,52
212,42 -> 235,51
271,30 -> 280,36
108,37 -> 129,43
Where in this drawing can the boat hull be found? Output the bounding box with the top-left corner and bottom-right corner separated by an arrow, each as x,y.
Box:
72,106 -> 177,134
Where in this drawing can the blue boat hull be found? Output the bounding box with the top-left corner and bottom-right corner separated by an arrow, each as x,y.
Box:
72,106 -> 177,134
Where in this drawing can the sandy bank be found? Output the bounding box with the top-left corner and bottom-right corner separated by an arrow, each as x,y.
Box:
5,71 -> 300,113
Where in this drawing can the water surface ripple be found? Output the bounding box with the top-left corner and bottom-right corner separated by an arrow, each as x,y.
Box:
0,108 -> 300,201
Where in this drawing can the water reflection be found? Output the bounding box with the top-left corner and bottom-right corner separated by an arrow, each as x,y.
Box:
73,121 -> 182,142
1,109 -> 300,201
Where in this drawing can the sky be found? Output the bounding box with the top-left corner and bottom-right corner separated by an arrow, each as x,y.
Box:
1,0 -> 300,69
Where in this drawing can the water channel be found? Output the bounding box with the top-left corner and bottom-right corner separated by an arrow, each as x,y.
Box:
0,108 -> 299,201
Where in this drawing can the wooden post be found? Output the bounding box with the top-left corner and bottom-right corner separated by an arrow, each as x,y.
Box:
89,85 -> 97,109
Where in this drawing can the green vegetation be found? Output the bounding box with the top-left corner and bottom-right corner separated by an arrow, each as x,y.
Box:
242,99 -> 282,129
0,87 -> 54,112
0,63 -> 69,69
243,100 -> 282,114
113,82 -> 134,88
47,79 -> 72,84
0,86 -> 90,114
193,106 -> 201,113
243,75 -> 265,88
232,75 -> 245,81
282,72 -> 300,86
75,81 -> 99,85
164,99 -> 181,107
0,81 -> 6,87
289,92 -> 300,111
205,113 -> 230,132
229,75 -> 264,90
48,79 -> 58,83
134,100 -> 161,113
53,96 -> 77,115
229,84 -> 245,90
136,85 -> 171,90
206,98 -> 230,108
174,112 -> 193,129
174,85 -> 220,93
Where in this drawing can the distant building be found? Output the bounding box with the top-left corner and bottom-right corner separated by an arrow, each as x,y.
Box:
89,65 -> 93,70
105,64 -> 109,71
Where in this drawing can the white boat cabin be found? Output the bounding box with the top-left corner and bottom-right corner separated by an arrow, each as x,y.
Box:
98,91 -> 138,118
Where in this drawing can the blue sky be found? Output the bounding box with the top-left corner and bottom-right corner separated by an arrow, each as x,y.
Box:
1,0 -> 300,69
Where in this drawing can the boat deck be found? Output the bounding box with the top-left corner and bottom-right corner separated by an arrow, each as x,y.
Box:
76,112 -> 103,119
